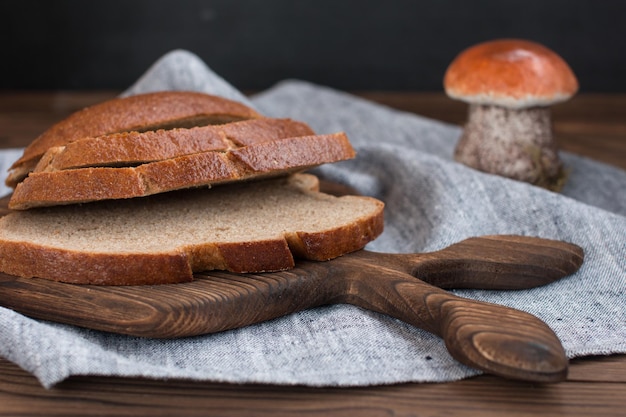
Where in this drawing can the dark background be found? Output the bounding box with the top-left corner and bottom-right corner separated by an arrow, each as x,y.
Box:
2,0 -> 625,92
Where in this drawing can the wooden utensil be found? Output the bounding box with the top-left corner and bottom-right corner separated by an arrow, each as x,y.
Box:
0,234 -> 583,382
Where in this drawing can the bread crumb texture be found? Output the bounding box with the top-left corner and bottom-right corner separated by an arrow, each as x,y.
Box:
0,174 -> 384,284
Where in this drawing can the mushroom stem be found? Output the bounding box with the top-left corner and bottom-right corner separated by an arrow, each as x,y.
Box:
454,104 -> 567,191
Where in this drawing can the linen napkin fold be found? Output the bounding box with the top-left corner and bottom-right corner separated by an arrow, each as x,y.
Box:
0,50 -> 624,388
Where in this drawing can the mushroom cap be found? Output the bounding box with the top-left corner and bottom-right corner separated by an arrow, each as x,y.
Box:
444,39 -> 578,109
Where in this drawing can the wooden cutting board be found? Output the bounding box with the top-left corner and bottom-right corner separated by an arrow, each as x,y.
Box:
0,233 -> 583,383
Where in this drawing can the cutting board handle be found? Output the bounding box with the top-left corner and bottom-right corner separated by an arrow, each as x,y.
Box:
438,295 -> 568,382
354,234 -> 585,290
339,262 -> 569,382
334,235 -> 584,382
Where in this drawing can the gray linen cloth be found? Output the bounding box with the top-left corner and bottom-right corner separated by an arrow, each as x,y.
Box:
0,50 -> 624,388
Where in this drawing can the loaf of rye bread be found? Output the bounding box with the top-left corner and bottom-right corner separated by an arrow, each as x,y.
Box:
8,91 -> 356,209
0,91 -> 384,284
0,174 -> 384,285
6,91 -> 262,188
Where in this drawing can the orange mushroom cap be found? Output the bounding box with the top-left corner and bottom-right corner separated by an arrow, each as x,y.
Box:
444,39 -> 578,109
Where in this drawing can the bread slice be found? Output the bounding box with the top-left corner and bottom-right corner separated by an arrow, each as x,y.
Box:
33,118 -> 315,172
6,91 -> 261,188
9,133 -> 355,210
0,174 -> 384,285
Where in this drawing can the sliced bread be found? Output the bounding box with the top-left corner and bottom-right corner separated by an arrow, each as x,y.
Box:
33,118 -> 315,172
9,133 -> 356,210
6,91 -> 261,188
0,174 -> 384,285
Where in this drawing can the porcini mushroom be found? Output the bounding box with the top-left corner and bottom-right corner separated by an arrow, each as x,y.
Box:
444,39 -> 578,190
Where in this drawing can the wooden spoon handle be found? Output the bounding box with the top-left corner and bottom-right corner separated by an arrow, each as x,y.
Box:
342,265 -> 568,382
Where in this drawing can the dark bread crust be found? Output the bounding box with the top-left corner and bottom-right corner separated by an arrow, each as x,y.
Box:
0,241 -> 194,285
34,118 -> 315,172
288,213 -> 384,261
7,91 -> 261,187
221,118 -> 315,146
9,133 -> 355,210
36,128 -> 230,172
230,133 -> 355,172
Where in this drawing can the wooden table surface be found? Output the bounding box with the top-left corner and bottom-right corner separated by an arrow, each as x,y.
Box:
0,91 -> 624,417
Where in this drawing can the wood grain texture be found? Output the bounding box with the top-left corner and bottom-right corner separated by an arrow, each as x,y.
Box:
1,356 -> 625,417
0,91 -> 623,416
0,235 -> 583,382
